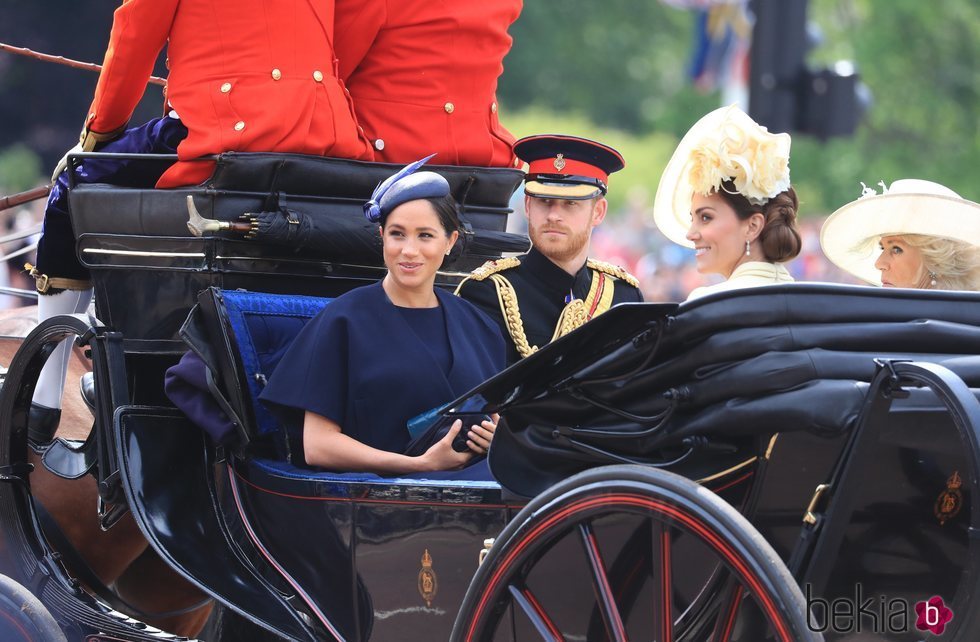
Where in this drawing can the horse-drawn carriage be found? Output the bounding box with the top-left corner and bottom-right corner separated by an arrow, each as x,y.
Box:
1,152 -> 979,642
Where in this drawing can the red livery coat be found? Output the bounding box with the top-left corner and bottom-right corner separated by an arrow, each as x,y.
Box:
334,0 -> 522,168
87,0 -> 374,188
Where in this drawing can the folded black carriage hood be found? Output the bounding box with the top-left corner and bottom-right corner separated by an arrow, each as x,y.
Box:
450,283 -> 980,496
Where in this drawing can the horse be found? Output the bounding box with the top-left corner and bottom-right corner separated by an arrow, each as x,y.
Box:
0,305 -> 214,638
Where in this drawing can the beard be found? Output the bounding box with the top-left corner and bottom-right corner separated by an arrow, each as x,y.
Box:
529,223 -> 591,264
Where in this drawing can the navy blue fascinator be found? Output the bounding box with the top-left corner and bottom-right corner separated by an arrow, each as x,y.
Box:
363,154 -> 450,223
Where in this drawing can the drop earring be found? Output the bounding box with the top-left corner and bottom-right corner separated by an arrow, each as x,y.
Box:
929,272 -> 938,287
745,240 -> 751,257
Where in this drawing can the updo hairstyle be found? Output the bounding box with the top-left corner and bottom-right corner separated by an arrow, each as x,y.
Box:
716,179 -> 802,263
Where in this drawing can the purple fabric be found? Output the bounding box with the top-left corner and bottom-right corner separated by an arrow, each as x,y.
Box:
165,351 -> 236,444
36,116 -> 187,280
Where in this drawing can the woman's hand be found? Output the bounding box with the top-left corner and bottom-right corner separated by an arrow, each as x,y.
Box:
420,419 -> 473,471
464,413 -> 499,455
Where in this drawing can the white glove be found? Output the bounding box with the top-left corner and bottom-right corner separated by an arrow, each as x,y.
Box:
51,142 -> 84,183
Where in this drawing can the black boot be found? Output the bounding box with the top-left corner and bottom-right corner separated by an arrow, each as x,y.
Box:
28,403 -> 61,452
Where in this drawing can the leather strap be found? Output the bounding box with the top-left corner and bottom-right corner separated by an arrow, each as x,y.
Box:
24,263 -> 91,293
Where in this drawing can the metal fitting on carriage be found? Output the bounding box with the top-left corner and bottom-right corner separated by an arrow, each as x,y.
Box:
662,386 -> 691,403
873,359 -> 913,399
681,436 -> 738,454
803,483 -> 830,525
478,538 -> 494,566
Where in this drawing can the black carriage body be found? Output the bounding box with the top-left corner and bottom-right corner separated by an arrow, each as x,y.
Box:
107,284 -> 761,642
459,285 -> 980,641
113,284 -> 980,641
114,403 -> 758,642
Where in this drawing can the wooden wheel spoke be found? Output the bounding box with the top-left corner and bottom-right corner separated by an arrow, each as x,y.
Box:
711,580 -> 743,642
648,518 -> 673,642
577,522 -> 627,642
507,583 -> 563,642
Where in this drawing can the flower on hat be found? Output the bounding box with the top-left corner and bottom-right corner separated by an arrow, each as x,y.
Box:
686,107 -> 791,206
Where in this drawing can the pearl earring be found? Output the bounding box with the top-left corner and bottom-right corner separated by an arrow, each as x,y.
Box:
930,272 -> 938,287
745,240 -> 751,257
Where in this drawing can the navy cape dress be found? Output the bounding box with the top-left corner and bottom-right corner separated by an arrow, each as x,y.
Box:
259,282 -> 505,460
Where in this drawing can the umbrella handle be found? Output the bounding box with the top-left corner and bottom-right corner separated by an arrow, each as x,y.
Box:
185,195 -> 251,236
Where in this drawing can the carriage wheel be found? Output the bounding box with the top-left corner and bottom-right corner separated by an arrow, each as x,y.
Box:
452,465 -> 821,642
0,573 -> 67,642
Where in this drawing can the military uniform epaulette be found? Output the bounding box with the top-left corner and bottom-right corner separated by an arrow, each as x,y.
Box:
587,258 -> 640,288
465,256 -> 522,281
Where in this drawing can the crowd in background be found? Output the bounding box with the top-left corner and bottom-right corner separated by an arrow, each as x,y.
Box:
0,198 -> 42,310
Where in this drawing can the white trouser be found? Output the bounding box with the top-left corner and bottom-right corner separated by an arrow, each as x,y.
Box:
31,288 -> 93,409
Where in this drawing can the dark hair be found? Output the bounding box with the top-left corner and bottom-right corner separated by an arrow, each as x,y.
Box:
379,194 -> 461,236
716,179 -> 802,263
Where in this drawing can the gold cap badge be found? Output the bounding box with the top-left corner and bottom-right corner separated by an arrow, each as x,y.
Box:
553,153 -> 566,171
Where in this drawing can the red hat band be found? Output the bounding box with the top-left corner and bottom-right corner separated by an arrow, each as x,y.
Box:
527,157 -> 609,185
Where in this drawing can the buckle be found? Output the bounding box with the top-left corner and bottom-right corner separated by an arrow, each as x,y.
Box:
24,263 -> 50,293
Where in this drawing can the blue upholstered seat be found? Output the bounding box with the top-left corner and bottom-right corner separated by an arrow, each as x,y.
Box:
220,290 -> 331,438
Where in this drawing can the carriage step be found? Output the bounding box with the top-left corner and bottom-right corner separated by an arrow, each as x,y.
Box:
41,436 -> 95,480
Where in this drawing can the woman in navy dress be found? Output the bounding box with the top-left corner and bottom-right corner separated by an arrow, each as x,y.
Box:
260,159 -> 505,475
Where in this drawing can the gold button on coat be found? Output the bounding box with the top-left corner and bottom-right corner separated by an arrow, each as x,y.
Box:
313,70 -> 324,82
491,102 -> 497,113
444,102 -> 455,114
220,82 -> 232,93
234,121 -> 245,131
271,68 -> 282,80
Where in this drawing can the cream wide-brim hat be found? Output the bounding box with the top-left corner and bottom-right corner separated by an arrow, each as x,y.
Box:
652,104 -> 791,248
820,179 -> 980,285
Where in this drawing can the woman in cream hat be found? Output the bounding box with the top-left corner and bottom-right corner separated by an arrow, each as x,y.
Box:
820,179 -> 980,290
653,105 -> 802,301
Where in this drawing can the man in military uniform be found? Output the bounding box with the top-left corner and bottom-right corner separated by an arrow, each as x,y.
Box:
456,135 -> 642,365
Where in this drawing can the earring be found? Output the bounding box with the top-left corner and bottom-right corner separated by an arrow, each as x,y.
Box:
445,249 -> 452,256
745,240 -> 751,257
929,272 -> 938,287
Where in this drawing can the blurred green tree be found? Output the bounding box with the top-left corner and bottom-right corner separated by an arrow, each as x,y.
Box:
0,144 -> 43,193
497,0 -> 980,215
